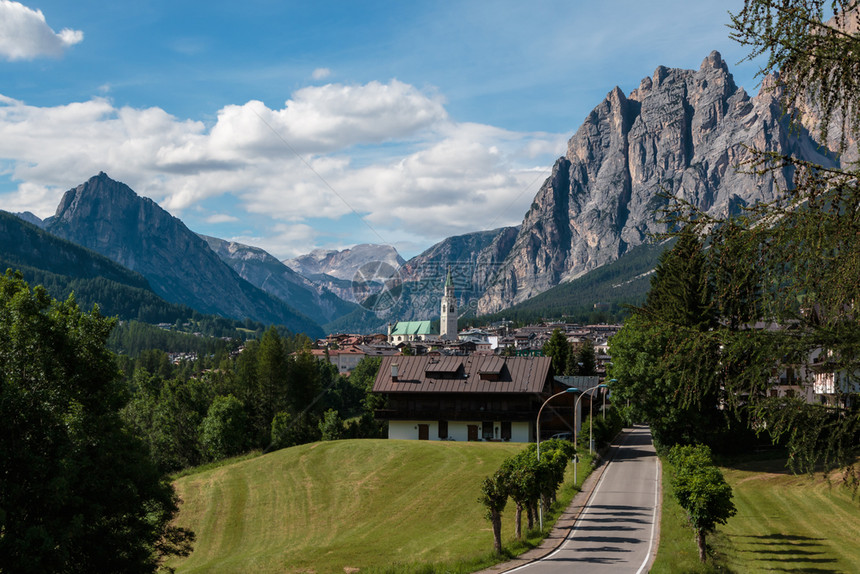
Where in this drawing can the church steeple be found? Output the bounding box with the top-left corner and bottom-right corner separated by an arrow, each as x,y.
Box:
440,267 -> 457,340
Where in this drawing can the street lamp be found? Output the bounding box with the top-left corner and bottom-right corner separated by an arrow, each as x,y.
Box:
574,384 -> 608,454
535,386 -> 578,530
536,387 -> 579,460
605,379 -> 617,421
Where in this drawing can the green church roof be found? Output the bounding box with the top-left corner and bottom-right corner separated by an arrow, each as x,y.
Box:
390,320 -> 435,336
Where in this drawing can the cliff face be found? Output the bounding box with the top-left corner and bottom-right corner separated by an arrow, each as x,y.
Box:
391,226 -> 519,320
478,51 -> 838,314
45,173 -> 322,336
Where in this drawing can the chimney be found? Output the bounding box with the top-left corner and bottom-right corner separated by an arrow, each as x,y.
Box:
391,362 -> 399,381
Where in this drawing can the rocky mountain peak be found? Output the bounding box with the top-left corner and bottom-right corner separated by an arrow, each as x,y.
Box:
477,51 -> 838,315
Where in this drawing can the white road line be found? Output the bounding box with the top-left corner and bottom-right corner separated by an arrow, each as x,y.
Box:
635,452 -> 660,574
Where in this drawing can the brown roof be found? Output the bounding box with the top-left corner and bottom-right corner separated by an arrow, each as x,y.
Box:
373,355 -> 552,394
477,355 -> 505,375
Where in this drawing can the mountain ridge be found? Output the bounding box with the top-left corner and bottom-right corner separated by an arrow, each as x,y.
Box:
44,173 -> 323,337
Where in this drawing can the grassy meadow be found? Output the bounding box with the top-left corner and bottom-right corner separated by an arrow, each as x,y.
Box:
167,439 -> 586,574
652,457 -> 860,573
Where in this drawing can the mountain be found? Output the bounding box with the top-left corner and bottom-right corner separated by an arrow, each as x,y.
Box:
284,244 -> 405,281
392,226 -> 519,318
477,51 -> 839,314
323,226 -> 518,333
2,209 -> 151,290
200,235 -> 358,325
44,173 -> 322,337
471,238 -> 674,326
13,211 -> 45,228
0,209 -> 196,323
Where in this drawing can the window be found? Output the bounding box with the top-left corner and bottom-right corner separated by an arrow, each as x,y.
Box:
482,421 -> 494,440
438,420 -> 448,439
501,421 -> 512,440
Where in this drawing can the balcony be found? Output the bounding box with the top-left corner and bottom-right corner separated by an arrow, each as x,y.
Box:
374,407 -> 545,422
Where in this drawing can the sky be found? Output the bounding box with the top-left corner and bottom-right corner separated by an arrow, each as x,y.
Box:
0,0 -> 765,260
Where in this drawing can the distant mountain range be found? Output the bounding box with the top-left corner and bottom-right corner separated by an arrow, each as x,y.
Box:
2,50 -> 838,336
200,235 -> 358,326
284,244 -> 404,281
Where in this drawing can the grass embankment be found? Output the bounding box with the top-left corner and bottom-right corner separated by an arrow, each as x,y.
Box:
167,439 -> 592,574
652,457 -> 860,573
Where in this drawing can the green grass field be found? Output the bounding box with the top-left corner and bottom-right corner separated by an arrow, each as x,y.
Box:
168,439 -> 581,574
652,458 -> 860,573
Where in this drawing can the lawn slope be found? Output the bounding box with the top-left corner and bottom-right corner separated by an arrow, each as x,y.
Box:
652,458 -> 860,573
719,461 -> 860,573
168,439 -> 526,574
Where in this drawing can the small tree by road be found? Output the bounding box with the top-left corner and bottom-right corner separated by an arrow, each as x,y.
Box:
668,445 -> 737,562
478,468 -> 510,554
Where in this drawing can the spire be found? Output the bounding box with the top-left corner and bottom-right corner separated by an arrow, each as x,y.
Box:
445,266 -> 453,289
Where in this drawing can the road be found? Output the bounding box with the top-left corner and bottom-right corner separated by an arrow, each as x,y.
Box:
513,425 -> 660,574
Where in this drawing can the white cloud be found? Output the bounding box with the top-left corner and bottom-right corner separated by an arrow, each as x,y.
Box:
312,67 -> 331,80
0,1 -> 83,61
0,78 -> 564,255
205,213 -> 239,224
231,223 -> 319,259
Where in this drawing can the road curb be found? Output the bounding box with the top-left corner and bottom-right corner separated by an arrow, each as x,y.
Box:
473,429 -> 633,574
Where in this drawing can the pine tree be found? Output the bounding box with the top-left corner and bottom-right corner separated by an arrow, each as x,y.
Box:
542,328 -> 572,375
645,226 -> 714,331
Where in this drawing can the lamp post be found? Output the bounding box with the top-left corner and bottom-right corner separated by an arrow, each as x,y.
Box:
535,386 -> 578,531
573,384 -> 607,454
606,379 -> 617,421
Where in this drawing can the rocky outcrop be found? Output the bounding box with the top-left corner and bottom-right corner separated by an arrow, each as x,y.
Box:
45,173 -> 322,336
201,235 -> 358,325
478,51 -> 838,314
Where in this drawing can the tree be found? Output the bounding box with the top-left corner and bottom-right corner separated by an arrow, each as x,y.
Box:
644,227 -> 714,331
655,1 -> 860,471
573,338 -> 597,376
0,271 -> 193,573
200,394 -> 249,461
255,327 -> 288,445
542,328 -> 571,375
478,469 -> 510,554
500,448 -> 544,539
318,408 -> 345,441
729,1 -> 859,152
668,445 -> 737,562
609,230 -> 728,448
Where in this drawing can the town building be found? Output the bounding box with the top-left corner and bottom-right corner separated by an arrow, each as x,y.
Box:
371,355 -> 593,442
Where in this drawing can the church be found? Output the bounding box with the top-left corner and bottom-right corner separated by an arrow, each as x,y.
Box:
387,268 -> 459,344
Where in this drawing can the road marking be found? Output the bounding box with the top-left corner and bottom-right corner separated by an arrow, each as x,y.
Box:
635,451 -> 660,574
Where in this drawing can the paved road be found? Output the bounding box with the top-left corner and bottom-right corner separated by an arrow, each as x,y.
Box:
512,425 -> 660,574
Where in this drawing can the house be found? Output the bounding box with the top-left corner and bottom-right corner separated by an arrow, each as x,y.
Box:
372,355 -> 589,442
309,346 -> 367,374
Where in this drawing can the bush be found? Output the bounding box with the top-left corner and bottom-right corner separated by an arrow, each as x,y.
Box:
577,407 -> 623,451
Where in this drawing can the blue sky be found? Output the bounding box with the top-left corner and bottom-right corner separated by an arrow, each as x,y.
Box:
0,0 -> 764,259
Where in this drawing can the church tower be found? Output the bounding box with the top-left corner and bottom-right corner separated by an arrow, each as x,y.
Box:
440,267 -> 458,340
